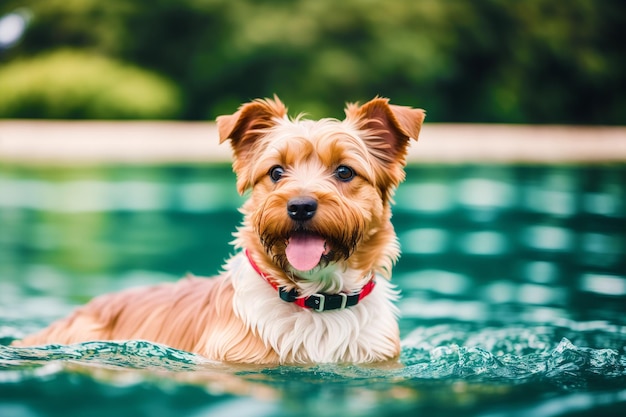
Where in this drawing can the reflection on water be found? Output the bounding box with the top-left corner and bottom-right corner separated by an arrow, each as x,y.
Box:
0,164 -> 624,325
0,163 -> 625,417
394,165 -> 625,327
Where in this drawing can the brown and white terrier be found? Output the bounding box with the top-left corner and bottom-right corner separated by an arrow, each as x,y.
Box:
15,97 -> 425,364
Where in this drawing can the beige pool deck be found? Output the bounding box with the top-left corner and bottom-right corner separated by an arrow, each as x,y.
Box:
0,120 -> 625,165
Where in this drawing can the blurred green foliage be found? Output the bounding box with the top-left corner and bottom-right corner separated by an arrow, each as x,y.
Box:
1,0 -> 624,123
0,50 -> 181,119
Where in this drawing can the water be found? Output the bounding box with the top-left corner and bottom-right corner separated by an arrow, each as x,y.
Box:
1,163 -> 625,417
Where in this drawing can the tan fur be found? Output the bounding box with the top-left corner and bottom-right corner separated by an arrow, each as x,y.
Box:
15,96 -> 425,364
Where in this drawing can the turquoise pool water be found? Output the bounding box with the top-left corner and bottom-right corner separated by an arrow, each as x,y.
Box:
1,163 -> 625,417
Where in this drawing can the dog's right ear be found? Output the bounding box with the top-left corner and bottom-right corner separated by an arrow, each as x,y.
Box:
216,96 -> 287,193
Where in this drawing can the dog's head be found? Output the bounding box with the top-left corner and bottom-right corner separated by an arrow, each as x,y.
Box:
217,96 -> 425,294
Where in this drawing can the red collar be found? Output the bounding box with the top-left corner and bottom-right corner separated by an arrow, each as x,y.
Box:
244,249 -> 376,312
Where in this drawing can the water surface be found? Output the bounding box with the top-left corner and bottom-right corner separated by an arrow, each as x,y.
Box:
1,163 -> 625,417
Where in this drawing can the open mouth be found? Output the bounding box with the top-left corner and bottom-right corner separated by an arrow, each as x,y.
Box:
285,232 -> 331,272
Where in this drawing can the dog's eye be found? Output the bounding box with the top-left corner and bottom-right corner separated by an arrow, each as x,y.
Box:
335,165 -> 355,182
269,166 -> 285,182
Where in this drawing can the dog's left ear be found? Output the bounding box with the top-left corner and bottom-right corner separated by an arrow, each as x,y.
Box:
216,96 -> 287,193
345,97 -> 425,189
346,97 -> 426,192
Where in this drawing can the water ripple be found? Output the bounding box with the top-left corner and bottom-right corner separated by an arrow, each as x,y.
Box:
1,322 -> 626,417
0,340 -> 212,374
1,322 -> 624,388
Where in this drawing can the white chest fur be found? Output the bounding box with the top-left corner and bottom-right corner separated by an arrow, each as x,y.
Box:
227,253 -> 400,363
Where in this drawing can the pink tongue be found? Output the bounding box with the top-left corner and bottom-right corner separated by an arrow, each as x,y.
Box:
285,234 -> 326,271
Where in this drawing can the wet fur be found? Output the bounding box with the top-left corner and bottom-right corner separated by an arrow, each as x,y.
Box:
15,96 -> 425,364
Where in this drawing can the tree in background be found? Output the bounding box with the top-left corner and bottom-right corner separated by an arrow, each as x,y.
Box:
1,0 -> 624,124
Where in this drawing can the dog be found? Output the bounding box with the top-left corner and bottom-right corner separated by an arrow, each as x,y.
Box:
14,96 -> 425,364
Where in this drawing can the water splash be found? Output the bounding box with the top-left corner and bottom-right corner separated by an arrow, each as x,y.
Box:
399,323 -> 626,387
1,322 -> 626,417
0,340 -> 210,372
1,322 -> 625,384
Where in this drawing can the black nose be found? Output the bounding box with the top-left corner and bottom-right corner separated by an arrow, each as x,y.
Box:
287,197 -> 318,221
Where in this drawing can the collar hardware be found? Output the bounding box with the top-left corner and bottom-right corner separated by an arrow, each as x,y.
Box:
246,249 -> 375,312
